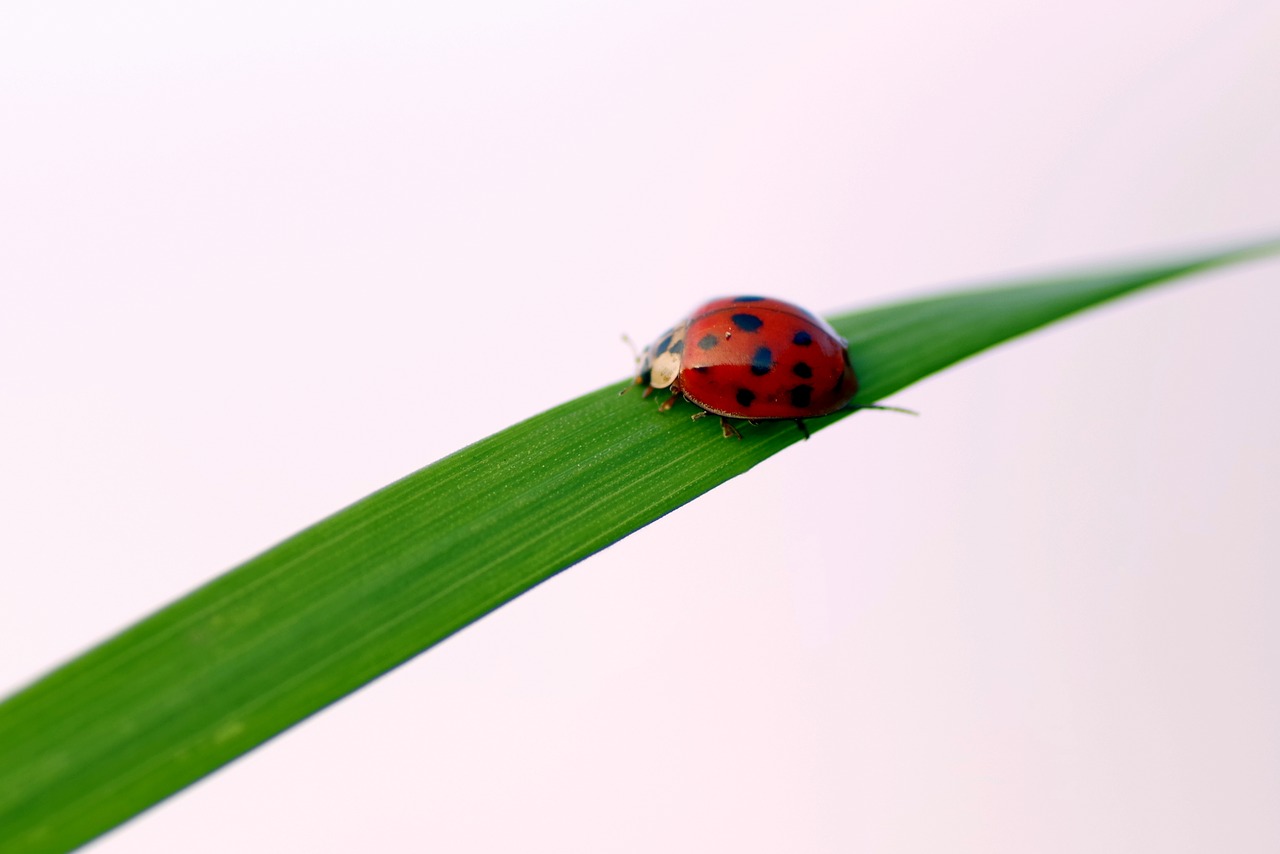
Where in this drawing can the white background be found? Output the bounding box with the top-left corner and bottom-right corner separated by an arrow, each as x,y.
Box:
2,2 -> 1279,851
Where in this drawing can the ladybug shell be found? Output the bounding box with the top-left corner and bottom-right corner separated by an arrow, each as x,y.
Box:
642,296 -> 858,419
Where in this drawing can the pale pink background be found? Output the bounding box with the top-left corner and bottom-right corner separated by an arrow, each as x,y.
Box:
2,2 -> 1279,852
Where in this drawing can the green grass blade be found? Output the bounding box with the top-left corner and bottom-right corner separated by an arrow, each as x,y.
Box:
0,240 -> 1275,853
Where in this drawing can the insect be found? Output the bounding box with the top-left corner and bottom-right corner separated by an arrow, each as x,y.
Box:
625,296 -> 869,439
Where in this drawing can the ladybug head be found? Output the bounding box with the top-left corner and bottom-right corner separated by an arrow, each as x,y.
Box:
640,322 -> 687,390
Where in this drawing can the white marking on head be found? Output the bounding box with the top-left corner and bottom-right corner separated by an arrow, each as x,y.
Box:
649,351 -> 681,388
643,321 -> 687,389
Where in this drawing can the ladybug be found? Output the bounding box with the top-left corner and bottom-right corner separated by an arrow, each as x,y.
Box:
626,296 -> 860,439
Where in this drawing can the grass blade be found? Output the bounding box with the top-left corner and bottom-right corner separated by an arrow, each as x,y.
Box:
0,239 -> 1275,853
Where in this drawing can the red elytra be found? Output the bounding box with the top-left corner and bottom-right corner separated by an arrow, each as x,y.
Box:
628,296 -> 858,438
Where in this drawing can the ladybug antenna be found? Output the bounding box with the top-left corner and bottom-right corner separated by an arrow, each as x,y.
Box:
621,333 -> 641,366
619,334 -> 645,396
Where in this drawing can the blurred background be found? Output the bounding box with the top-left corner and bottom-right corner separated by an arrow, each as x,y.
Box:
2,2 -> 1278,851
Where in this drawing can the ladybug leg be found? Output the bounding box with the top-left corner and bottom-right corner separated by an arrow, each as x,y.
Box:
642,386 -> 655,398
719,417 -> 742,440
690,410 -> 708,421
658,389 -> 681,413
793,418 -> 811,440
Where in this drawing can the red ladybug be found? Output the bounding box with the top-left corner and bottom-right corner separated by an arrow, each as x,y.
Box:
627,296 -> 859,439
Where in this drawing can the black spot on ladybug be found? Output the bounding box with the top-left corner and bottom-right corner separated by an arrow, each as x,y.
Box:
698,334 -> 719,350
670,339 -> 684,355
692,365 -> 710,373
793,330 -> 812,346
734,295 -> 765,302
750,346 -> 773,376
657,334 -> 673,355
731,313 -> 764,332
792,362 -> 813,379
736,388 -> 756,408
790,385 -> 813,408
